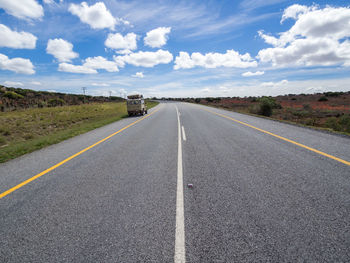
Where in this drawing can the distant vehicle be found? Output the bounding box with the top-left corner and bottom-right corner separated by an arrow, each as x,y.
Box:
127,94 -> 147,116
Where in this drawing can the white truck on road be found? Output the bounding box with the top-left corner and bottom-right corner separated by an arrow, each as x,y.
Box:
127,94 -> 147,116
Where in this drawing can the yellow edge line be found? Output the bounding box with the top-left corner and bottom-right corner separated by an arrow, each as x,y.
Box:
203,108 -> 350,166
0,108 -> 160,199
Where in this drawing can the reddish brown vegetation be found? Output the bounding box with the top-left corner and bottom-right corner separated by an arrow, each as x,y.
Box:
181,91 -> 350,134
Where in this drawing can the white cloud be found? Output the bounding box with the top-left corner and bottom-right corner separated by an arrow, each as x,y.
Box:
280,4 -> 312,23
43,0 -> 54,4
174,50 -> 257,70
116,17 -> 130,26
144,27 -> 171,48
115,50 -> 173,68
83,56 -> 119,72
3,81 -> 23,87
0,0 -> 43,20
201,87 -> 211,93
119,88 -> 127,94
0,53 -> 35,74
68,2 -> 117,30
58,63 -> 97,74
240,0 -> 287,10
261,79 -> 288,88
30,81 -> 41,85
258,5 -> 350,67
58,56 -> 118,74
306,86 -> 325,93
0,24 -> 37,49
132,72 -> 144,78
105,33 -> 137,53
46,38 -> 78,63
91,83 -> 109,87
242,71 -> 265,77
116,49 -> 133,55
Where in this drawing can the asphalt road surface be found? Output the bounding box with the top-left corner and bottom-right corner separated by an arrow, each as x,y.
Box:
1,102 -> 349,262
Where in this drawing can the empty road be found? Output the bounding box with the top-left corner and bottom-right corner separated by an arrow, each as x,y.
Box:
1,102 -> 349,262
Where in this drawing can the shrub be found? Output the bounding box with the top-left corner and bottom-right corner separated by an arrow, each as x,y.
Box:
318,96 -> 328,102
23,134 -> 34,140
12,88 -> 31,96
249,104 -> 260,114
2,129 -> 11,136
37,101 -> 46,108
3,91 -> 24,100
256,97 -> 281,117
304,118 -> 316,126
292,110 -> 310,118
303,104 -> 312,111
339,115 -> 350,133
48,98 -> 65,107
325,117 -> 342,131
258,98 -> 273,116
324,91 -> 343,97
194,98 -> 201,103
0,136 -> 5,146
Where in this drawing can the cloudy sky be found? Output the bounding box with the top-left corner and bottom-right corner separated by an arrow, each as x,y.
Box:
0,0 -> 350,98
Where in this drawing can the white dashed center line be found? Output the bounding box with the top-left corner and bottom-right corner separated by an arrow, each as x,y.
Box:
182,126 -> 186,141
175,106 -> 186,263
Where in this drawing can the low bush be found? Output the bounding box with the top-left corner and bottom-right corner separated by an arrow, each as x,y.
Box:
0,136 -> 5,146
37,101 -> 46,108
318,96 -> 328,102
303,104 -> 312,111
291,110 -> 311,118
339,115 -> 350,133
3,91 -> 24,100
325,115 -> 350,132
248,104 -> 260,115
2,129 -> 11,136
256,97 -> 282,117
48,98 -> 65,107
325,117 -> 342,131
324,91 -> 343,97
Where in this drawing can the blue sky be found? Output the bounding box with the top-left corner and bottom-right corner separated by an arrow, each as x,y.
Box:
0,0 -> 350,98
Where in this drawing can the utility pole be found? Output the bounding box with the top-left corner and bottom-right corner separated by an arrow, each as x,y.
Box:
109,91 -> 112,98
82,87 -> 87,103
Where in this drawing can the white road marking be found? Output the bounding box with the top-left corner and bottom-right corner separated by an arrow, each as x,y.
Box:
175,106 -> 186,263
182,126 -> 187,141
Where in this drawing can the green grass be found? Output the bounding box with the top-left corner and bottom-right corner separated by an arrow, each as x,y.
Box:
0,101 -> 159,163
145,100 -> 159,110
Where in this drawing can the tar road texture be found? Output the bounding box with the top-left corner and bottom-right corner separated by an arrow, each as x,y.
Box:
0,102 -> 349,262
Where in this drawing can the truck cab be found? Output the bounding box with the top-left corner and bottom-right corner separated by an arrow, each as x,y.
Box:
127,94 -> 147,116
